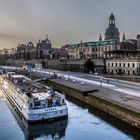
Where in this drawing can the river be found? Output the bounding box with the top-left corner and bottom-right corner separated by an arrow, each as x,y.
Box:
0,91 -> 139,140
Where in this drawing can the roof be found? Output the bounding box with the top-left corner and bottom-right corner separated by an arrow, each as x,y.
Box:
105,50 -> 140,54
122,39 -> 137,45
66,39 -> 119,48
11,75 -> 31,81
11,75 -> 24,78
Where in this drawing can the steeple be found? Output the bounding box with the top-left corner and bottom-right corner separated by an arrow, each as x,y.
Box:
99,34 -> 102,41
105,12 -> 120,41
122,33 -> 126,42
109,12 -> 115,25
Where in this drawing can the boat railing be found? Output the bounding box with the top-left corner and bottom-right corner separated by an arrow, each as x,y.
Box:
1,76 -> 27,103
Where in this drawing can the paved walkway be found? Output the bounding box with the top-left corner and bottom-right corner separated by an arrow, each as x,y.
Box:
89,88 -> 140,114
51,78 -> 98,93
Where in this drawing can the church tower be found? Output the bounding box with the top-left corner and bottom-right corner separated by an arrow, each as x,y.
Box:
122,33 -> 126,42
99,34 -> 102,41
105,13 -> 120,41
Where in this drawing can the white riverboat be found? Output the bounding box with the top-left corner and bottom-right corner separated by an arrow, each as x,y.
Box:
0,72 -> 68,122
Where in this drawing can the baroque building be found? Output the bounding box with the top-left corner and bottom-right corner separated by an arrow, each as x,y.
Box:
66,39 -> 119,60
13,35 -> 68,65
65,13 -> 121,60
106,37 -> 140,75
36,36 -> 52,59
105,13 -> 120,41
64,13 -> 140,75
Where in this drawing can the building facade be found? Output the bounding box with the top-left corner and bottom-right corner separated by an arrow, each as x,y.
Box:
105,36 -> 139,75
66,39 -> 120,60
15,36 -> 68,61
65,13 -> 140,75
65,13 -> 121,60
106,59 -> 140,75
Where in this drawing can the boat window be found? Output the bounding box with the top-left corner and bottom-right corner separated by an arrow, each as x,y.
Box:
62,99 -> 65,104
30,103 -> 33,108
35,101 -> 40,106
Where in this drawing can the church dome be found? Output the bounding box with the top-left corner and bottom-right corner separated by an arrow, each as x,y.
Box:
105,13 -> 120,41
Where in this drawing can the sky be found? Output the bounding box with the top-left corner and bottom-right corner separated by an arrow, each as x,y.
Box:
0,0 -> 140,49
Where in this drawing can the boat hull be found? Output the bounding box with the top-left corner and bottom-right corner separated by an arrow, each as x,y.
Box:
0,77 -> 68,123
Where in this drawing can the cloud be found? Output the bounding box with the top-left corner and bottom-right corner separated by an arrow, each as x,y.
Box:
0,34 -> 21,41
0,0 -> 139,49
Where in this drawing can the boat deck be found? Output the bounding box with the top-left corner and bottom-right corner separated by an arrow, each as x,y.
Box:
15,80 -> 47,94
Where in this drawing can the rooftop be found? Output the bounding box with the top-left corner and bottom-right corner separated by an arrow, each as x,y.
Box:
67,39 -> 119,48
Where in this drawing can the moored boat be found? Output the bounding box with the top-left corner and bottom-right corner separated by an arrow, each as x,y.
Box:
0,72 -> 68,122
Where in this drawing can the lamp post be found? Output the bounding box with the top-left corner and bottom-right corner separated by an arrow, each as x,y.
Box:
68,71 -> 70,80
100,78 -> 103,87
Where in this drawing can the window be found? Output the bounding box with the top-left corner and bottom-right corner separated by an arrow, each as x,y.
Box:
109,46 -> 111,51
116,63 -> 117,67
123,70 -> 125,73
133,63 -> 135,68
108,63 -> 110,67
123,63 -> 125,67
30,103 -> 33,108
119,63 -> 121,67
96,48 -> 97,51
112,63 -> 113,67
102,54 -> 104,58
95,54 -> 97,58
62,99 -> 65,104
105,46 -> 107,51
128,63 -> 130,67
35,101 -> 40,106
101,47 -> 103,52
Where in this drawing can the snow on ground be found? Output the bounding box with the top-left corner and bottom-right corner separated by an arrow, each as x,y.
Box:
2,67 -> 140,97
113,88 -> 140,97
39,69 -> 140,97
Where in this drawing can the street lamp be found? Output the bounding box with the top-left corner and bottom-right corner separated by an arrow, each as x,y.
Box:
68,71 -> 70,80
100,78 -> 103,87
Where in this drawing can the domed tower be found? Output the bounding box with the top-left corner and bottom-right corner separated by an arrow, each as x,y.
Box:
105,13 -> 120,41
109,13 -> 115,25
122,33 -> 126,42
37,35 -> 52,49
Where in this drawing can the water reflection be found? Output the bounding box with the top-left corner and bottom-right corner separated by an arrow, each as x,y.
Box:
6,95 -> 68,140
1,90 -> 140,140
66,95 -> 140,140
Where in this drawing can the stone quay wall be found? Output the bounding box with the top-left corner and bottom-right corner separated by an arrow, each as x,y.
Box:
47,79 -> 140,129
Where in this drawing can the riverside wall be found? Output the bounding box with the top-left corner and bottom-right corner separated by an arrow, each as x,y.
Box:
13,70 -> 140,129
46,78 -> 140,129
88,93 -> 140,128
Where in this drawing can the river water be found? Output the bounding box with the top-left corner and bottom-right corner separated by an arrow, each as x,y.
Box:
0,91 -> 140,140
